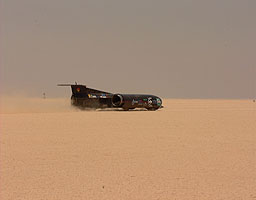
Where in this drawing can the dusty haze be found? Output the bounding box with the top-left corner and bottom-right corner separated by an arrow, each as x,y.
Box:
0,95 -> 75,114
1,0 -> 256,98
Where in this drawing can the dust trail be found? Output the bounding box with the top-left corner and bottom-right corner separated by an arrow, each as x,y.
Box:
0,95 -> 77,114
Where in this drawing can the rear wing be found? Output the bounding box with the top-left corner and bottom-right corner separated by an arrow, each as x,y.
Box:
57,83 -> 112,97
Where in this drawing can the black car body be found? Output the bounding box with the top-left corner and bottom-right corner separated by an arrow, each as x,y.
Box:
58,84 -> 162,111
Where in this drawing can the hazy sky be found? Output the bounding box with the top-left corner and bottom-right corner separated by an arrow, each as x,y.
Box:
1,0 -> 255,98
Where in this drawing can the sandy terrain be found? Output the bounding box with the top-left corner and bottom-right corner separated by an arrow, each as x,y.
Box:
0,98 -> 256,199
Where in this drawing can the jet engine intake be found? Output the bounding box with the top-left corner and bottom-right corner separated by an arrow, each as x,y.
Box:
112,94 -> 124,107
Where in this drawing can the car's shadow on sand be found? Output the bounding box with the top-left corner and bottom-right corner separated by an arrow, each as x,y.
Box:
97,109 -> 147,112
97,108 -> 163,112
76,107 -> 164,112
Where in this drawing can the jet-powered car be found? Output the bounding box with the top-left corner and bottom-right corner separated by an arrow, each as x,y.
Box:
58,83 -> 162,111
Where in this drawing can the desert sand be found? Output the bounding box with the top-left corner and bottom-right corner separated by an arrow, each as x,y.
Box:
0,97 -> 256,199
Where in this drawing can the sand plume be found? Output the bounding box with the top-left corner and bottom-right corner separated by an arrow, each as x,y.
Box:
0,95 -> 76,114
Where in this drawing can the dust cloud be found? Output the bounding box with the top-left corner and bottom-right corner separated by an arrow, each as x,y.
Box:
0,95 -> 76,114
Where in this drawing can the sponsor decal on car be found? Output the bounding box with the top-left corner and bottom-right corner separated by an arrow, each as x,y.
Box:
100,94 -> 107,98
132,99 -> 139,105
88,94 -> 97,98
156,98 -> 162,106
148,97 -> 153,107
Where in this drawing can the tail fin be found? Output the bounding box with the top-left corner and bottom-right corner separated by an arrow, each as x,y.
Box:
58,83 -> 112,97
58,84 -> 88,97
71,85 -> 88,97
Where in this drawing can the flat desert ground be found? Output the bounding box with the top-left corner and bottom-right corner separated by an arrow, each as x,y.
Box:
0,98 -> 256,199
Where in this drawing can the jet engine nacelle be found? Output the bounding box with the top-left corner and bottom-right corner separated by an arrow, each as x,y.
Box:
112,94 -> 162,111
